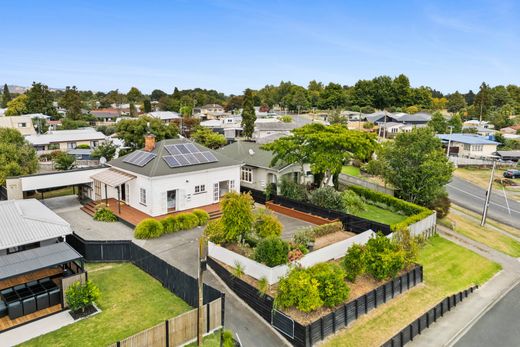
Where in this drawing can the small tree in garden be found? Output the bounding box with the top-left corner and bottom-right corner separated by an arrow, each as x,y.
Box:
343,244 -> 366,282
392,228 -> 419,267
365,232 -> 405,280
275,267 -> 323,313
65,280 -> 100,313
134,219 -> 164,239
204,219 -> 226,244
309,186 -> 344,210
254,210 -> 282,238
279,177 -> 307,201
310,263 -> 350,307
254,237 -> 289,267
221,192 -> 254,243
342,190 -> 366,214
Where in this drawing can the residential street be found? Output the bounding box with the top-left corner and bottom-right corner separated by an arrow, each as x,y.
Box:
446,176 -> 520,229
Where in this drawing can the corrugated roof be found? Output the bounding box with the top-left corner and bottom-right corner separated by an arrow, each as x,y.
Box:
26,128 -> 106,145
148,111 -> 180,120
0,199 -> 72,251
0,242 -> 82,280
219,142 -> 290,171
436,134 -> 500,145
255,122 -> 299,131
109,138 -> 242,177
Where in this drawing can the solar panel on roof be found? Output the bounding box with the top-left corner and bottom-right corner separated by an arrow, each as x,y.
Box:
174,154 -> 190,166
184,153 -> 199,165
176,144 -> 190,154
162,142 -> 220,168
165,144 -> 181,155
163,155 -> 182,167
201,151 -> 218,162
123,150 -> 156,167
184,143 -> 199,153
193,152 -> 209,163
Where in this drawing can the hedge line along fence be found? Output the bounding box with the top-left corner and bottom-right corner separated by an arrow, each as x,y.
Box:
66,233 -> 223,307
381,285 -> 479,347
208,257 -> 423,347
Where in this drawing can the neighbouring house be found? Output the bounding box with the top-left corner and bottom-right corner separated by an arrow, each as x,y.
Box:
0,199 -> 85,328
200,117 -> 243,141
437,133 -> 500,158
462,125 -> 496,137
26,128 -> 107,154
495,150 -> 520,162
253,121 -> 300,140
500,125 -> 520,134
89,108 -> 122,125
394,112 -> 432,126
0,116 -> 37,136
198,104 -> 225,118
219,141 -> 312,193
363,111 -> 400,125
146,111 -> 181,124
89,136 -> 242,218
377,122 -> 413,137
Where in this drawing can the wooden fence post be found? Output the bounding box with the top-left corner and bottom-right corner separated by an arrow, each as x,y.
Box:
165,319 -> 169,347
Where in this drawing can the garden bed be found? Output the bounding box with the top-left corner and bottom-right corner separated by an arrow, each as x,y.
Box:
314,231 -> 355,250
69,304 -> 98,320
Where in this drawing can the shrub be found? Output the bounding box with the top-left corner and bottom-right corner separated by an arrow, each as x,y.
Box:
254,210 -> 282,239
365,232 -> 405,280
161,216 -> 180,233
134,218 -> 164,239
280,115 -> 293,123
222,329 -> 235,347
257,276 -> 269,297
93,207 -> 117,222
192,209 -> 210,226
429,191 -> 450,219
312,221 -> 343,237
363,121 -> 374,129
65,280 -> 100,313
275,267 -> 323,312
293,228 -> 314,246
360,105 -> 375,114
76,144 -> 91,149
221,192 -> 255,243
310,263 -> 350,307
176,213 -> 200,230
342,190 -> 366,214
343,244 -> 366,281
232,261 -> 245,278
254,237 -> 289,267
280,178 -> 308,201
309,186 -> 344,211
288,248 -> 304,262
392,228 -> 419,267
204,219 -> 226,244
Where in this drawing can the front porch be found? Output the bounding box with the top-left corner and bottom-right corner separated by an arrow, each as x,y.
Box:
82,198 -> 222,227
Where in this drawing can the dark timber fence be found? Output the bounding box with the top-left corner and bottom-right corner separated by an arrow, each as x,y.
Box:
66,233 -> 222,307
209,257 -> 423,347
241,187 -> 392,235
381,285 -> 479,347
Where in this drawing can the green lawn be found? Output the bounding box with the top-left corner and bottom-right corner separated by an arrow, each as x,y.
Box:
341,165 -> 361,176
32,186 -> 76,200
323,235 -> 501,347
21,263 -> 191,347
353,203 -> 407,225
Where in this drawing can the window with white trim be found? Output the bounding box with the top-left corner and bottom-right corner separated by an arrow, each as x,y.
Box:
194,184 -> 206,194
18,122 -> 27,128
139,188 -> 147,205
229,180 -> 235,191
471,144 -> 483,151
241,167 -> 253,183
463,144 -> 471,151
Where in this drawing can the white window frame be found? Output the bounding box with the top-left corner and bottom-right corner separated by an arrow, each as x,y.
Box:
18,122 -> 26,128
229,180 -> 235,192
139,188 -> 147,206
472,144 -> 483,152
213,183 -> 219,202
194,184 -> 206,194
241,167 -> 253,183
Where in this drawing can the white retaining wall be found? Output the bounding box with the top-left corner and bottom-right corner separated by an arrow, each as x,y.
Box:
409,212 -> 437,237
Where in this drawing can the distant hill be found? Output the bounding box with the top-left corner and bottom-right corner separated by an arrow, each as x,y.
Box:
4,84 -> 64,94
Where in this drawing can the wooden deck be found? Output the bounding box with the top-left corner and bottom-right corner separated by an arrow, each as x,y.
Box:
82,198 -> 222,226
0,267 -> 62,291
0,304 -> 62,331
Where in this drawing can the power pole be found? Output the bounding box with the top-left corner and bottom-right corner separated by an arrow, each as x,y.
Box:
197,236 -> 207,346
480,159 -> 496,226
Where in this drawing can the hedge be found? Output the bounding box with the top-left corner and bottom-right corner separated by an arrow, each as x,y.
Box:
312,221 -> 344,237
135,219 -> 164,239
347,186 -> 433,230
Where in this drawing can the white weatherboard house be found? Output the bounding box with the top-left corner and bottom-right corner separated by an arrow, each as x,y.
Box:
90,136 -> 242,217
25,128 -> 107,154
437,133 -> 500,158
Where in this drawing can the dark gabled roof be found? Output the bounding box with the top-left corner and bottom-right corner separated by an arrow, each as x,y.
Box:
109,138 -> 242,177
397,112 -> 432,122
219,141 -> 290,171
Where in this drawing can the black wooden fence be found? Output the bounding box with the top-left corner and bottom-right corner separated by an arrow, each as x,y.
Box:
381,285 -> 479,347
208,257 -> 423,347
241,186 -> 392,235
66,233 -> 222,307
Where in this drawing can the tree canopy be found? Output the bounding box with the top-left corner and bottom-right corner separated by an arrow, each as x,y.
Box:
26,82 -> 56,115
241,89 -> 256,138
5,94 -> 29,116
1,84 -> 12,108
115,116 -> 179,150
0,128 -> 38,184
191,127 -> 227,149
60,86 -> 82,120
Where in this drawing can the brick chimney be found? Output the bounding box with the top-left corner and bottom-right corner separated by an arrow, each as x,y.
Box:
144,133 -> 156,152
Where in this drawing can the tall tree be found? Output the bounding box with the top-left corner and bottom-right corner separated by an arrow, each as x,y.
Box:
392,74 -> 411,107
241,89 -> 256,139
1,84 -> 12,108
446,91 -> 467,113
474,82 -> 492,120
116,116 -> 178,150
447,113 -> 463,133
91,142 -> 117,161
26,82 -> 56,115
318,82 -> 348,110
372,127 -> 453,207
191,127 -> 227,149
5,94 -> 28,115
0,128 -> 38,184
428,111 -> 448,133
150,89 -> 167,101
126,87 -> 143,103
60,86 -> 82,120
307,80 -> 324,108
143,99 -> 152,113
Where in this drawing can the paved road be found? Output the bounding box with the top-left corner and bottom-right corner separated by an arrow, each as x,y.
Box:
455,282 -> 520,347
446,176 -> 520,229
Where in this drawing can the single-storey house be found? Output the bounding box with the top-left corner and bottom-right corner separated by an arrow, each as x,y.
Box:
219,141 -> 312,193
394,112 -> 432,125
437,133 -> 500,158
253,121 -> 300,140
0,199 -> 85,328
147,111 -> 181,124
89,108 -> 121,125
495,150 -> 520,162
500,125 -> 520,134
26,128 -> 107,154
90,136 -> 242,217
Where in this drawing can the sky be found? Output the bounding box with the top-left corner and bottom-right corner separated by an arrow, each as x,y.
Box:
1,0 -> 519,95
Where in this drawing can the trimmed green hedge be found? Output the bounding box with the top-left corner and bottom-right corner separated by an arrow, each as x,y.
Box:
312,221 -> 344,237
192,209 -> 210,226
347,186 -> 433,230
134,219 -> 164,239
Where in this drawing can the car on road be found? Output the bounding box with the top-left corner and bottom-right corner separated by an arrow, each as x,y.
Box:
503,169 -> 520,179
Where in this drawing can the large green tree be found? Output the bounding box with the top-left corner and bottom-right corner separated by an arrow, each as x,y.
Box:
91,142 -> 117,161
5,94 -> 28,115
373,127 -> 453,207
191,127 -> 227,149
474,82 -> 492,120
115,116 -> 179,150
446,91 -> 467,113
126,87 -> 143,103
447,113 -> 463,133
60,86 -> 82,120
26,82 -> 56,115
1,84 -> 12,108
241,88 -> 256,138
428,111 -> 448,133
0,128 -> 38,184
318,82 -> 348,110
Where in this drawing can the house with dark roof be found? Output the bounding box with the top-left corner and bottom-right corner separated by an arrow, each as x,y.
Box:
89,135 -> 242,217
219,141 -> 312,193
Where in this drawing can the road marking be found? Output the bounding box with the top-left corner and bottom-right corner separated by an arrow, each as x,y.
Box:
447,184 -> 520,214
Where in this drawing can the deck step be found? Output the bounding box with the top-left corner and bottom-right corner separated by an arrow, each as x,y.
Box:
80,201 -> 97,216
208,210 -> 222,220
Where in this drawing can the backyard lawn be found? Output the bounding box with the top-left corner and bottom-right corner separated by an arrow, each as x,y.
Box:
341,165 -> 361,176
21,263 -> 191,347
323,235 -> 501,347
353,203 -> 407,225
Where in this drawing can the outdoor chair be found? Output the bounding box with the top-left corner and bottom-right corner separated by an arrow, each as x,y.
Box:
8,301 -> 23,319
0,300 -> 7,317
13,284 -> 26,291
36,292 -> 49,310
0,287 -> 13,298
48,288 -> 60,307
26,280 -> 39,288
38,277 -> 51,285
22,297 -> 36,315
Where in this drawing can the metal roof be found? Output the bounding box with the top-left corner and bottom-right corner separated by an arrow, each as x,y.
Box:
219,141 -> 291,171
496,150 -> 520,158
0,242 -> 82,281
148,111 -> 181,120
91,168 -> 136,187
436,134 -> 500,145
0,199 -> 72,251
26,128 -> 106,146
